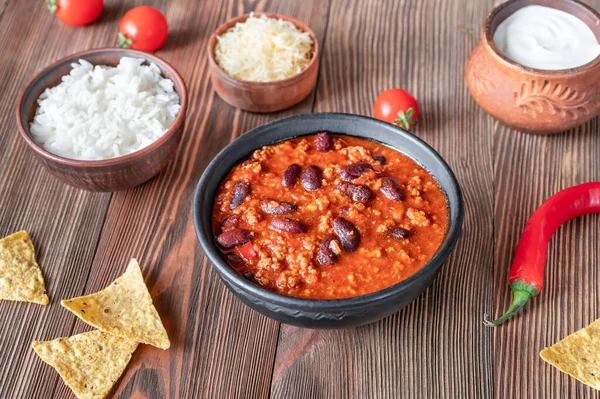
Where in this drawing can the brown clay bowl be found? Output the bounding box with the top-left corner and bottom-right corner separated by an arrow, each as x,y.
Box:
465,0 -> 600,134
16,48 -> 188,192
207,13 -> 319,113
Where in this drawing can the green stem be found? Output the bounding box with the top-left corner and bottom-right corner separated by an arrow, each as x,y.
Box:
485,290 -> 532,327
485,280 -> 539,327
392,108 -> 417,130
116,33 -> 133,49
47,0 -> 57,13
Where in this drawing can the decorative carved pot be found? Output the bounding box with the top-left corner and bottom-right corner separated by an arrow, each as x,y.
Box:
465,0 -> 600,135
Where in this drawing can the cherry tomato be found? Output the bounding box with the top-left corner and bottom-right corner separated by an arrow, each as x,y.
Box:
47,0 -> 103,26
117,6 -> 168,52
374,89 -> 419,130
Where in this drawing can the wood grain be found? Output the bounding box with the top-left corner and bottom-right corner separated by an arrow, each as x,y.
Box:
0,0 -> 118,397
1,0 -> 599,398
494,80 -> 600,399
492,0 -> 600,397
53,1 -> 330,398
270,0 -> 495,398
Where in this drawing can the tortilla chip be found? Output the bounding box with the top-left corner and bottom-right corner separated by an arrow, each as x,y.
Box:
62,259 -> 170,349
32,330 -> 138,399
0,231 -> 49,305
540,319 -> 600,390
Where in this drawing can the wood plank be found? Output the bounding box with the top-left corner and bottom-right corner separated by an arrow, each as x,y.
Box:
47,1 -> 332,398
494,120 -> 600,399
270,0 -> 495,397
493,2 -> 600,397
0,0 -> 8,23
2,0 -> 599,397
0,0 -> 132,397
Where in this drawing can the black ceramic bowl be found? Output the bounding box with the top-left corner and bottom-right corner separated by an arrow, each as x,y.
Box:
193,113 -> 463,329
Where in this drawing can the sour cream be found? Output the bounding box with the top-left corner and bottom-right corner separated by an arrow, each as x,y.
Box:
493,5 -> 600,70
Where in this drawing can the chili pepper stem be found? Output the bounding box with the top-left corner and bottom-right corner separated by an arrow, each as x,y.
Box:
484,290 -> 531,327
484,280 -> 539,327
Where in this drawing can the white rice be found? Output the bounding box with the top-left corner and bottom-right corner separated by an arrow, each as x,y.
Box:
30,57 -> 181,160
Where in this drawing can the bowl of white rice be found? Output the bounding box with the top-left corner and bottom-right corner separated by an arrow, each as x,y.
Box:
16,48 -> 187,191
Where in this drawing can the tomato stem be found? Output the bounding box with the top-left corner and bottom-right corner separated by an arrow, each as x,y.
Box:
47,0 -> 57,13
116,33 -> 133,49
392,108 -> 418,130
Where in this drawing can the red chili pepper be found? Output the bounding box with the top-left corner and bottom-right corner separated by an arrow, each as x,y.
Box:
486,182 -> 600,326
238,242 -> 257,262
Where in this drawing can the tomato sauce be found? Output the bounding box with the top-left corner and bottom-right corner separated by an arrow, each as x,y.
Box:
212,133 -> 449,299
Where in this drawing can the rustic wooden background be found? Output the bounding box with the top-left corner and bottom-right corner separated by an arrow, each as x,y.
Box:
0,0 -> 598,397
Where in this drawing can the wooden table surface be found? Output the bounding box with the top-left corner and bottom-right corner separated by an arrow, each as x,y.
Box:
0,0 -> 599,398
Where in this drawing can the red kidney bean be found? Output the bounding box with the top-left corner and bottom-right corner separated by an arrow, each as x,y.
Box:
227,254 -> 243,263
332,217 -> 360,252
216,229 -> 252,249
242,271 -> 258,283
317,235 -> 341,265
373,155 -> 386,165
315,132 -> 332,151
336,182 -> 373,203
389,227 -> 409,239
340,162 -> 374,182
380,177 -> 404,201
260,199 -> 298,214
220,214 -> 240,232
270,217 -> 307,233
302,165 -> 322,191
230,181 -> 250,210
282,164 -> 301,188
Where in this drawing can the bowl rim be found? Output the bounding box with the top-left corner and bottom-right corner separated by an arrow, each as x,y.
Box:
15,47 -> 188,168
193,113 -> 464,311
206,12 -> 319,88
482,0 -> 600,75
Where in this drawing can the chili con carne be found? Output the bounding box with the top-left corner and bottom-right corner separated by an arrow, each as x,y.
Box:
212,133 -> 450,299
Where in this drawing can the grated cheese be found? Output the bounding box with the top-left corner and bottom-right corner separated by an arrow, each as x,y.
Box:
214,13 -> 314,82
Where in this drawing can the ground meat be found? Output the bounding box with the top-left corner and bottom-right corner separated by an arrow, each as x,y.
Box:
407,208 -> 430,227
376,220 -> 395,233
315,196 -> 330,211
212,134 -> 448,299
244,208 -> 261,225
318,213 -> 334,234
296,139 -> 310,152
339,145 -> 375,163
323,166 -> 335,180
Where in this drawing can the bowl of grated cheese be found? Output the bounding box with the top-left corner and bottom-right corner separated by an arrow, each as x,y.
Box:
16,48 -> 187,192
208,13 -> 319,113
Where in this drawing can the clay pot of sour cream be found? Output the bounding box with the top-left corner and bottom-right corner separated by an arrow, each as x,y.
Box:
465,0 -> 600,134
